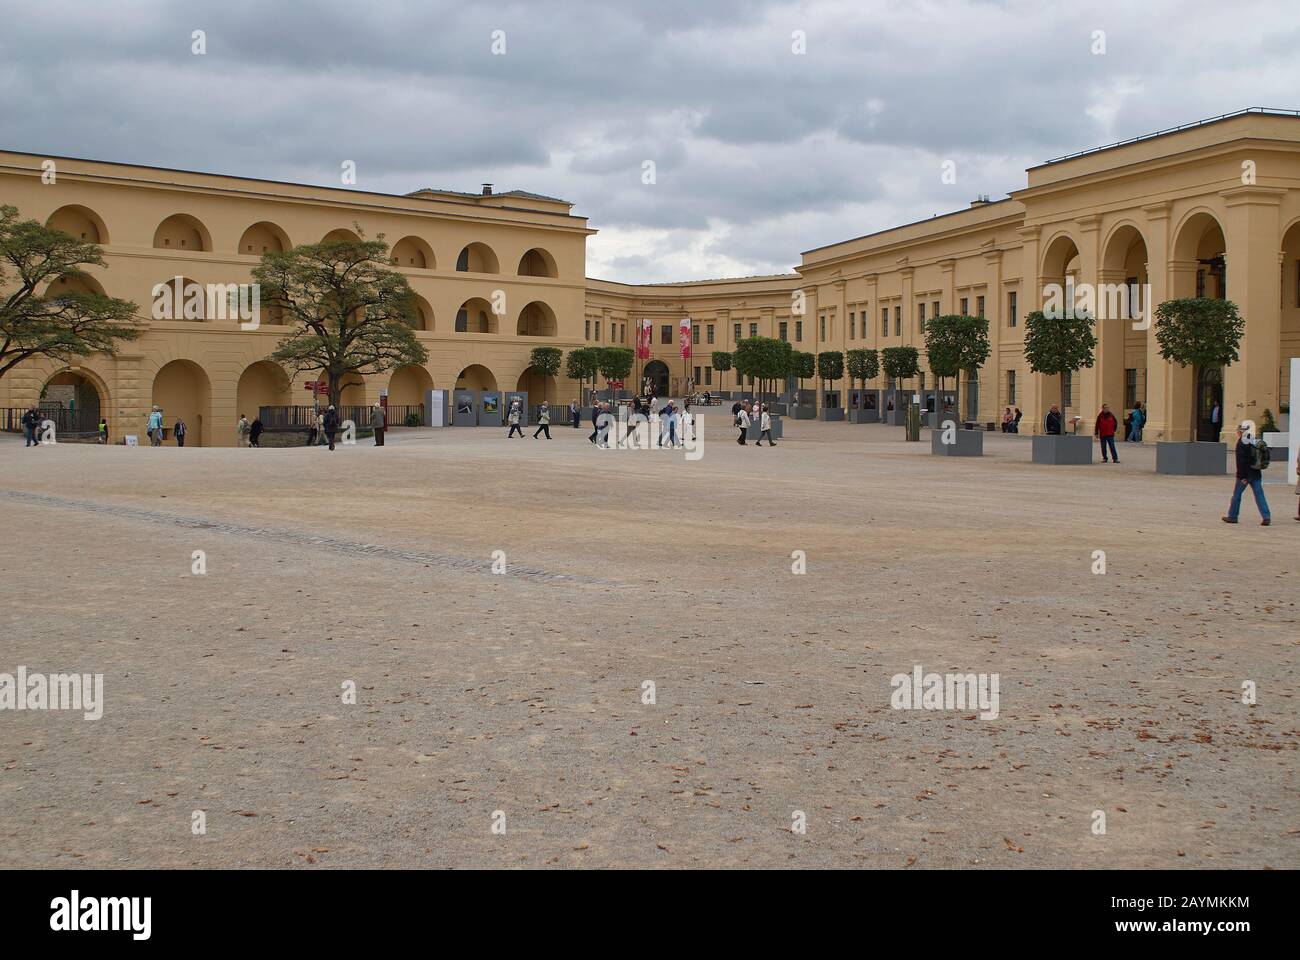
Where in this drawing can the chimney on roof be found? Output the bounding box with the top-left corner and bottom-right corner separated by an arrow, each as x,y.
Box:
481,183 -> 493,196
970,194 -> 990,207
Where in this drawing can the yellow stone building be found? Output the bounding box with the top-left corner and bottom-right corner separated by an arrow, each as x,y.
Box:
3,108 -> 1299,444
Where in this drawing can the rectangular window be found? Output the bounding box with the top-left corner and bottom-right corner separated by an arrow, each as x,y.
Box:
960,297 -> 968,315
1007,369 -> 1017,405
932,300 -> 940,320
1124,368 -> 1137,409
707,324 -> 715,344
584,319 -> 590,340
692,324 -> 700,345
705,367 -> 713,385
734,322 -> 742,343
1008,291 -> 1018,327
882,307 -> 889,337
694,365 -> 701,384
1062,370 -> 1073,410
796,320 -> 803,342
820,315 -> 826,340
977,295 -> 985,318
918,302 -> 926,333
850,311 -> 856,339
894,305 -> 901,337
779,321 -> 788,341
661,324 -> 672,344
749,322 -> 758,338
594,321 -> 601,341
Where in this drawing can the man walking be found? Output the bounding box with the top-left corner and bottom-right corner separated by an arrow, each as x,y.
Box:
533,401 -> 552,439
1223,423 -> 1271,525
323,404 -> 339,451
1094,403 -> 1120,463
21,405 -> 40,447
569,399 -> 579,430
589,401 -> 604,446
736,403 -> 750,445
98,417 -> 108,445
173,418 -> 187,447
249,416 -> 264,448
371,402 -> 386,446
237,414 -> 250,447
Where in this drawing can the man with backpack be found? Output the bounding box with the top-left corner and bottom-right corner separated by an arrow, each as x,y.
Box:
1223,422 -> 1271,525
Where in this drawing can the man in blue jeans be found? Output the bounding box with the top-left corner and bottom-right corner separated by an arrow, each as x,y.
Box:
1223,422 -> 1271,526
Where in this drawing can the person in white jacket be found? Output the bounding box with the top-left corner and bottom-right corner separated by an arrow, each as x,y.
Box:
736,405 -> 750,445
757,404 -> 775,446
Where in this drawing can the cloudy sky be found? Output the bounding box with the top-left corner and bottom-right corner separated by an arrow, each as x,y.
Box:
1,0 -> 1296,282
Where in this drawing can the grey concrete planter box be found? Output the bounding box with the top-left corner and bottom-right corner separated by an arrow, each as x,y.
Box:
847,409 -> 878,423
1156,441 -> 1227,475
1032,434 -> 1093,465
886,407 -> 908,426
745,417 -> 782,441
819,407 -> 845,421
771,402 -> 788,416
931,427 -> 984,457
926,412 -> 961,429
790,405 -> 818,419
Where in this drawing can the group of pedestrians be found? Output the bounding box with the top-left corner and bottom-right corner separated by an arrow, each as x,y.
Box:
145,406 -> 188,447
731,398 -> 775,446
236,414 -> 265,447
304,406 -> 340,450
1000,407 -> 1024,432
503,399 -> 553,439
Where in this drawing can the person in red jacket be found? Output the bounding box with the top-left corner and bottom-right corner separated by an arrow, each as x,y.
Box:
1094,403 -> 1120,463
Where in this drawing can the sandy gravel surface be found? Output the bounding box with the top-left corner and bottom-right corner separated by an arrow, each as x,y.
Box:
0,418 -> 1296,868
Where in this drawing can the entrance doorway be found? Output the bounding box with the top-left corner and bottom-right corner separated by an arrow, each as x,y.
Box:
1196,365 -> 1223,441
643,360 -> 669,398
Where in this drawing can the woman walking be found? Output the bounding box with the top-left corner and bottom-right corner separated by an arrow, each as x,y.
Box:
507,400 -> 524,438
757,404 -> 775,446
533,401 -> 552,439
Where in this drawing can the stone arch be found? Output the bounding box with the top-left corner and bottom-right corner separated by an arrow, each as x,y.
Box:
455,364 -> 497,391
322,227 -> 361,244
1171,209 -> 1226,299
386,364 -> 434,408
152,359 -> 212,446
236,360 -> 292,423
455,297 -> 498,333
391,236 -> 434,269
151,276 -> 206,321
153,213 -> 212,252
517,247 -> 558,278
45,204 -> 108,244
455,242 -> 499,274
39,366 -> 109,435
1040,230 -> 1082,282
409,294 -> 434,331
516,300 -> 557,337
516,367 -> 557,405
643,359 -> 670,397
238,221 -> 290,256
46,271 -> 107,298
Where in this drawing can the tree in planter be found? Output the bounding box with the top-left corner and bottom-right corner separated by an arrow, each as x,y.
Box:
733,336 -> 791,408
791,350 -> 816,399
1154,298 -> 1245,440
846,348 -> 879,397
0,204 -> 140,380
816,351 -> 844,406
1022,308 -> 1097,424
254,231 -> 427,409
881,346 -> 920,404
564,346 -> 601,405
924,314 -> 990,425
711,350 -> 732,394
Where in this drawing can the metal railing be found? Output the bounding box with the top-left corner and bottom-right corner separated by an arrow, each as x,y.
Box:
1042,108 -> 1300,165
257,404 -> 424,428
2,406 -> 101,435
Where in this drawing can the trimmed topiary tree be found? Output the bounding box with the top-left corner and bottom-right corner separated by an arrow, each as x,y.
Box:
1154,298 -> 1245,439
792,350 -> 815,392
817,350 -> 844,392
882,346 -> 920,396
564,346 -> 601,403
1022,308 -> 1097,418
598,346 -> 634,395
734,336 -> 792,406
711,350 -> 732,393
846,348 -> 879,392
924,314 -> 990,424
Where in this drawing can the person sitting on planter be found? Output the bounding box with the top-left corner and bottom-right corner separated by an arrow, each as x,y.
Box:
1044,405 -> 1062,435
1223,423 -> 1271,526
1094,404 -> 1120,463
1001,407 -> 1013,433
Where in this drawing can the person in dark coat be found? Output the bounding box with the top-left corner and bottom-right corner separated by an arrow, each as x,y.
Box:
1223,423 -> 1271,525
1044,405 -> 1062,435
323,405 -> 339,451
249,418 -> 264,447
588,401 -> 605,446
21,406 -> 40,447
173,418 -> 187,447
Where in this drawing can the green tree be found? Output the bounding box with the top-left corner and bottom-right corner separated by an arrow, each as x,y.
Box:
565,346 -> 601,403
711,350 -> 732,393
528,346 -> 562,378
791,350 -> 816,393
924,314 -> 990,424
0,204 -> 140,380
817,351 -> 844,398
1154,298 -> 1245,439
1022,308 -> 1097,418
254,231 -> 427,409
846,348 -> 879,391
881,346 -> 920,396
598,346 -> 634,396
734,336 -> 791,405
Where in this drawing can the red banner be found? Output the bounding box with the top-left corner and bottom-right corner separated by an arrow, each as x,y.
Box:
679,317 -> 691,359
636,319 -> 651,359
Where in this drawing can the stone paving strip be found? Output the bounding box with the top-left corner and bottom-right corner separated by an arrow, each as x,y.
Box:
0,489 -> 614,586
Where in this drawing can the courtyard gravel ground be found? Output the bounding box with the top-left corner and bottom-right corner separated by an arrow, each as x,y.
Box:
0,418 -> 1295,868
